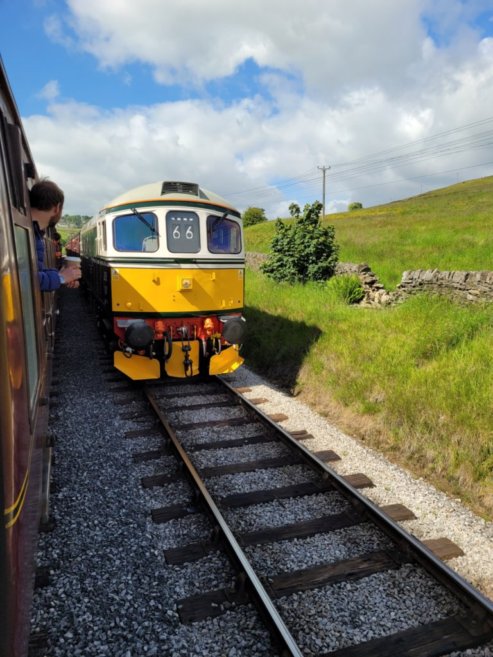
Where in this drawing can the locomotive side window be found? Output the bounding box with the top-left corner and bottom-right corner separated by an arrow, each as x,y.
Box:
13,226 -> 39,407
207,215 -> 241,254
166,211 -> 200,253
97,220 -> 107,252
113,212 -> 158,252
81,225 -> 97,256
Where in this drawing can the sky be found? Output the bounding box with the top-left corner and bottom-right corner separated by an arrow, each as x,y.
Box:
1,0 -> 493,217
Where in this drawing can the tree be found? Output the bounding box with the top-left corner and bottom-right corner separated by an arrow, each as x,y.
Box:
242,207 -> 267,227
60,214 -> 92,228
261,201 -> 339,284
348,201 -> 363,211
288,202 -> 301,218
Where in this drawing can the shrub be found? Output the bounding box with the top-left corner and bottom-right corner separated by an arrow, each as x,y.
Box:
327,274 -> 365,304
261,201 -> 339,284
348,201 -> 363,211
243,207 -> 267,227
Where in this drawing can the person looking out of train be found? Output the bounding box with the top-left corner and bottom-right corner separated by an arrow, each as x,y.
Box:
53,230 -> 63,268
30,179 -> 81,291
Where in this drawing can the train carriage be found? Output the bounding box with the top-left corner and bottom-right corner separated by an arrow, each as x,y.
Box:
0,58 -> 55,657
80,181 -> 246,380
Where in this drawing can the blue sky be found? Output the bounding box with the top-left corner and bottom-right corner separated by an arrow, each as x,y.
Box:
1,0 -> 493,216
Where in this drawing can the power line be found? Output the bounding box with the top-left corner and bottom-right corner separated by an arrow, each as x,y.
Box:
328,158 -> 493,196
223,113 -> 493,204
226,168 -> 316,198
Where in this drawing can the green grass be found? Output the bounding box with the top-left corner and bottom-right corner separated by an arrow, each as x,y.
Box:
246,176 -> 493,288
243,176 -> 493,519
326,274 -> 364,304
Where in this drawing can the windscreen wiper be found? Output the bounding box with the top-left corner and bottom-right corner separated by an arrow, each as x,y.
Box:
131,207 -> 160,236
211,210 -> 228,229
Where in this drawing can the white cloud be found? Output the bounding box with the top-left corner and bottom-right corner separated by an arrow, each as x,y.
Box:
43,14 -> 76,50
37,80 -> 61,101
28,0 -> 493,216
24,96 -> 278,214
60,0 -> 429,97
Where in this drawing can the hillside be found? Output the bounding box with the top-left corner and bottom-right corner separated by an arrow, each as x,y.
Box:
245,175 -> 493,288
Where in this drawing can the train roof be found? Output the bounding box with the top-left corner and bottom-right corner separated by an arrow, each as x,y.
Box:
102,180 -> 240,216
0,57 -> 37,180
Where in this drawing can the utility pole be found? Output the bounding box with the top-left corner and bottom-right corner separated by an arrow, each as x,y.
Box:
318,165 -> 330,219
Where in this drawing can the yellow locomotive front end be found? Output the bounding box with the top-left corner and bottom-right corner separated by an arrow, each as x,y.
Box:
81,181 -> 246,380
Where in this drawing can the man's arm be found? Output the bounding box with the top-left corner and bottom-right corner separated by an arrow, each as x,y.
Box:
38,268 -> 62,292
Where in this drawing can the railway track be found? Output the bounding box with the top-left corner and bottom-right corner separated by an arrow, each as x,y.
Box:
120,375 -> 493,657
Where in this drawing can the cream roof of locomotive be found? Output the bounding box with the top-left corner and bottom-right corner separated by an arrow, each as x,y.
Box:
103,181 -> 237,212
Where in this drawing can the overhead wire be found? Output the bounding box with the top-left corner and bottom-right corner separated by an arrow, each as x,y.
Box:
224,114 -> 493,203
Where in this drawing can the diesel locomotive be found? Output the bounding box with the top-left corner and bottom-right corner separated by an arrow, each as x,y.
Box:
80,181 -> 246,380
0,59 -> 55,657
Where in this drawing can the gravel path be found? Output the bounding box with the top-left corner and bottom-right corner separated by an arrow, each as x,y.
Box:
223,367 -> 493,601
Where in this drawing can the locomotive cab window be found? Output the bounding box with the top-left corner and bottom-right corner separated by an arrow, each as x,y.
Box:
207,215 -> 241,254
113,212 -> 158,252
166,211 -> 200,253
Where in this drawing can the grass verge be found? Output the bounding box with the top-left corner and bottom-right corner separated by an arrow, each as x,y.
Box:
243,268 -> 493,519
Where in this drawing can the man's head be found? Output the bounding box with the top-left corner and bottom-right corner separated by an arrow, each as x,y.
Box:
29,179 -> 64,229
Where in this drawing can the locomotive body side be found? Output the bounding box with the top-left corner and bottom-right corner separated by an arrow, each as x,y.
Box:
0,60 -> 53,657
80,183 -> 246,379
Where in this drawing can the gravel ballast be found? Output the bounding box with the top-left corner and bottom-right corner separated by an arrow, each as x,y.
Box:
224,366 -> 493,601
30,291 -> 274,656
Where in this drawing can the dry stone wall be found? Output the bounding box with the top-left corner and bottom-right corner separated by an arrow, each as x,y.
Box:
397,269 -> 493,303
245,252 -> 493,305
245,252 -> 268,271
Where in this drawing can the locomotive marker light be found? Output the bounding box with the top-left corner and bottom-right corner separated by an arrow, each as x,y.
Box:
178,277 -> 193,290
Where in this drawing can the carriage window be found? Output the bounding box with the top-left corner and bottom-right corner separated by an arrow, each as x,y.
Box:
113,212 -> 158,252
166,211 -> 200,253
13,226 -> 39,407
207,215 -> 241,254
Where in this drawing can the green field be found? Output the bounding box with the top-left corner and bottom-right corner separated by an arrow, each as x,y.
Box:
243,176 -> 493,519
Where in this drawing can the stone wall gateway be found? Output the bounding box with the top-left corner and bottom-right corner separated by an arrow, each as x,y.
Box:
334,262 -> 392,306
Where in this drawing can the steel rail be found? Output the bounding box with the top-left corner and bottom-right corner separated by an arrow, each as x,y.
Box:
143,385 -> 304,657
217,376 -> 493,622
